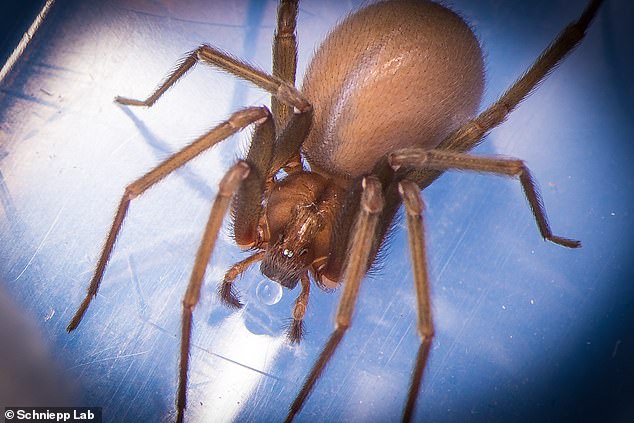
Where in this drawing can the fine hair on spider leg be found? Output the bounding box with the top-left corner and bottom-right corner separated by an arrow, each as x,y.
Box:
67,0 -> 603,422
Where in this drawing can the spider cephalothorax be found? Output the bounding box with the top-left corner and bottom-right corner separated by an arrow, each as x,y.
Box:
258,171 -> 341,289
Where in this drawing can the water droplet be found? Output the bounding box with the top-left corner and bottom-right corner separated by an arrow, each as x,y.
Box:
256,279 -> 283,305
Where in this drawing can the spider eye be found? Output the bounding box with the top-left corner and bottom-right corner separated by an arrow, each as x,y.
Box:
283,248 -> 294,258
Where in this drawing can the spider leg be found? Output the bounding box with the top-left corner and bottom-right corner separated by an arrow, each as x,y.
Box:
219,251 -> 265,308
66,106 -> 269,332
272,0 -> 299,130
268,108 -> 313,174
115,28 -> 313,174
221,107 -> 313,307
439,0 -> 604,154
288,273 -> 311,343
390,148 -> 581,248
272,0 -> 303,174
177,161 -> 251,423
398,180 -> 434,423
285,176 -> 384,423
409,0 -> 604,191
232,107 -> 276,247
115,44 -> 311,114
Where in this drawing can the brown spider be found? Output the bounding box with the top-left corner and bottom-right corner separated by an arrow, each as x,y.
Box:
66,0 -> 603,421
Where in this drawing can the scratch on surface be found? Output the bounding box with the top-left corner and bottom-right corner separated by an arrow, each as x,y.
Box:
114,5 -> 272,29
205,350 -> 284,382
12,203 -> 65,282
76,345 -> 118,361
386,324 -> 412,366
611,339 -> 622,358
66,350 -> 150,371
435,213 -> 475,281
145,320 -> 173,337
429,283 -> 489,388
127,254 -> 149,319
144,320 -> 283,382
108,135 -> 135,157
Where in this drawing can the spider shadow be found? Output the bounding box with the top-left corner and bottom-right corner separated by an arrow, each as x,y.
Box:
0,149 -> 18,223
115,104 -> 217,201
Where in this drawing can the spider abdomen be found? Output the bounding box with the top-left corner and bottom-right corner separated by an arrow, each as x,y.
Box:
301,0 -> 484,181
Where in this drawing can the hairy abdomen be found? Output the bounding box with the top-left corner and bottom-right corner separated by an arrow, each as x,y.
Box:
301,0 -> 484,181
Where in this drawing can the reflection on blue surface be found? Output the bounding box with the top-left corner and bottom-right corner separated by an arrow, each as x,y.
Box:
1,0 -> 633,422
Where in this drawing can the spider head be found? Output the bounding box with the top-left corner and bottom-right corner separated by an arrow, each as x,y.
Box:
259,172 -> 341,290
260,237 -> 311,290
260,201 -> 324,289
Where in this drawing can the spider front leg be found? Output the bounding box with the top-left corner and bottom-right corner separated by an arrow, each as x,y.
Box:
390,148 -> 581,248
219,105 -> 313,308
177,161 -> 251,423
66,106 -> 269,331
219,251 -> 266,308
288,274 -> 311,343
220,257 -> 310,343
181,104 -> 314,420
285,176 -> 384,423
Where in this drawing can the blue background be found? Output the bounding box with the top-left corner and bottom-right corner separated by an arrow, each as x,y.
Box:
1,0 -> 633,422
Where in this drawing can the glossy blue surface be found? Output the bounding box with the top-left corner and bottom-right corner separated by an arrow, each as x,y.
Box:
1,1 -> 633,422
